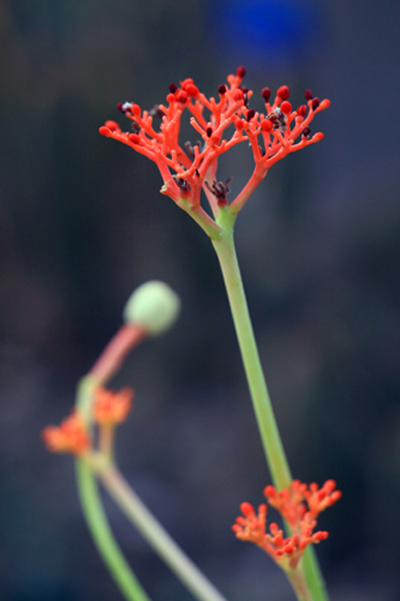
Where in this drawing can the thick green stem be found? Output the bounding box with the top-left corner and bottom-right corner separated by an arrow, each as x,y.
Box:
97,464 -> 230,601
76,459 -> 151,601
211,208 -> 329,601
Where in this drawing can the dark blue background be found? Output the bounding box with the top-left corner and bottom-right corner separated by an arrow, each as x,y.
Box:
1,1 -> 400,600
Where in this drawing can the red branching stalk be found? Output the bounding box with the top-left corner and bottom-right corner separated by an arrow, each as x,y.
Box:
99,67 -> 330,225
232,480 -> 341,572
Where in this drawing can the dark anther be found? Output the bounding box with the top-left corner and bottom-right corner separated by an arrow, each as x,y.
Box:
262,87 -> 271,102
149,105 -> 164,119
204,178 -> 232,206
311,97 -> 320,110
237,66 -> 247,78
206,127 -> 213,137
169,83 -> 178,93
304,89 -> 313,101
240,86 -> 249,94
218,84 -> 227,95
266,107 -> 287,132
172,175 -> 191,193
247,109 -> 255,121
131,122 -> 141,134
302,126 -> 311,138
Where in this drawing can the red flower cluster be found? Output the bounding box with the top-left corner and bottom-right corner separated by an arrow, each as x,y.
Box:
232,480 -> 341,570
99,67 -> 330,228
42,386 -> 134,457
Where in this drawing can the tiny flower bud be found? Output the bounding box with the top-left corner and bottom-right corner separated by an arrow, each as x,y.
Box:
305,89 -> 313,101
232,89 -> 244,102
185,83 -> 199,97
131,104 -> 141,115
296,105 -> 307,117
319,98 -> 331,110
177,91 -> 188,104
261,87 -> 271,102
312,97 -> 320,110
280,101 -> 292,115
128,133 -> 140,144
218,84 -> 226,95
312,132 -> 324,142
246,109 -> 255,121
261,119 -> 273,132
277,85 -> 290,100
169,83 -> 178,93
99,126 -> 112,137
237,65 -> 247,78
105,120 -> 120,131
123,281 -> 181,336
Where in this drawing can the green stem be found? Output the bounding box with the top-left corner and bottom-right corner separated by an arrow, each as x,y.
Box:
97,463 -> 229,601
211,208 -> 329,601
76,459 -> 151,601
75,377 -> 151,601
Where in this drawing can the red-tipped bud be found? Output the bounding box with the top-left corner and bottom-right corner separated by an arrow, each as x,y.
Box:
312,97 -> 320,110
166,93 -> 176,104
314,531 -> 329,541
180,78 -> 194,88
105,120 -> 120,131
234,118 -> 244,130
302,126 -> 311,138
232,88 -> 244,102
319,98 -> 331,110
131,104 -> 141,115
206,126 -> 213,137
277,85 -> 290,100
240,502 -> 254,516
264,485 -> 276,497
128,133 -> 140,144
305,89 -> 313,101
99,126 -> 111,137
116,102 -> 124,112
218,84 -> 227,95
280,101 -> 292,115
296,105 -> 307,117
185,83 -> 199,97
312,132 -> 324,142
237,65 -> 247,78
169,83 -> 178,93
261,119 -> 273,132
261,87 -> 271,102
177,90 -> 188,104
246,108 -> 255,121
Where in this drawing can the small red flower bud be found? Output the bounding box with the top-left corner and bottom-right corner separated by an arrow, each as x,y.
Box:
312,132 -> 324,142
232,89 -> 244,102
280,101 -> 292,115
264,485 -> 276,497
166,93 -> 175,103
261,87 -> 271,102
240,502 -> 254,516
312,97 -> 320,110
319,98 -> 331,110
206,127 -> 213,137
128,133 -> 140,144
131,104 -> 141,115
296,105 -> 307,117
185,83 -> 199,97
277,85 -> 290,100
305,89 -> 313,101
177,90 -> 188,104
116,102 -> 124,112
99,126 -> 111,137
234,118 -> 244,130
218,84 -> 226,95
261,119 -> 273,132
105,120 -> 120,131
180,78 -> 194,88
169,83 -> 178,93
237,65 -> 247,78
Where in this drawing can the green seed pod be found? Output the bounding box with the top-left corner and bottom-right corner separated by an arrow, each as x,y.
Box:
123,281 -> 181,336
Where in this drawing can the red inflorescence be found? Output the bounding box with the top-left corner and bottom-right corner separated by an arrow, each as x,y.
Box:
99,68 -> 330,219
42,412 -> 91,456
233,480 -> 341,571
93,386 -> 134,426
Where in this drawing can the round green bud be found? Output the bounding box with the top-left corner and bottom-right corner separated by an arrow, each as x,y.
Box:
123,281 -> 181,336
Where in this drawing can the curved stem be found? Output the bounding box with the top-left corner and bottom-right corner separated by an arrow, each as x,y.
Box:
211,208 -> 329,601
96,464 -> 230,601
76,459 -> 151,601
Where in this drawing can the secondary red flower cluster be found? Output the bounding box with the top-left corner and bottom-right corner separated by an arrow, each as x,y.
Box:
99,67 -> 330,218
42,387 -> 134,456
232,480 -> 341,570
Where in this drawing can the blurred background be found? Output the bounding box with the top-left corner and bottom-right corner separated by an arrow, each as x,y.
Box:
1,0 -> 400,600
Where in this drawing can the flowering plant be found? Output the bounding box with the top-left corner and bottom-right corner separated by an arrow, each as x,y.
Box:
43,68 -> 339,601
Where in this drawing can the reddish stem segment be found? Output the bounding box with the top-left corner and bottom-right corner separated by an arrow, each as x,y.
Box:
90,324 -> 146,385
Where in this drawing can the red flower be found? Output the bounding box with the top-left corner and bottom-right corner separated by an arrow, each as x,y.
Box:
99,67 -> 330,232
42,412 -> 91,456
93,386 -> 133,426
233,480 -> 341,571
